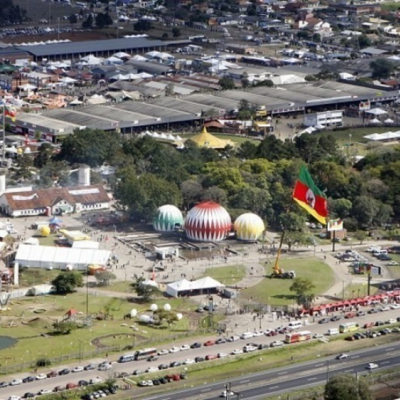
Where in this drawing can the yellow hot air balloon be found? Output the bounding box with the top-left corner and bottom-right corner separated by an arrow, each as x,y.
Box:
234,213 -> 265,241
40,225 -> 50,237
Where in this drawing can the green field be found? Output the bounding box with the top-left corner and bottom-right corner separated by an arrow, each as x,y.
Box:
320,127 -> 394,145
202,265 -> 246,286
0,293 -> 199,366
343,282 -> 377,299
242,257 -> 334,306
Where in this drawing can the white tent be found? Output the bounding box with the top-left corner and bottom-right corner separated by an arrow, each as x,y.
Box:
137,72 -> 153,79
59,77 -> 77,83
366,108 -> 387,116
370,118 -> 381,124
113,51 -> 130,59
15,244 -> 111,270
146,50 -> 161,58
364,131 -> 400,141
87,94 -> 107,105
80,54 -> 102,65
166,276 -> 225,297
110,73 -> 129,81
104,56 -> 123,65
385,118 -> 394,124
18,83 -> 37,91
132,54 -> 148,61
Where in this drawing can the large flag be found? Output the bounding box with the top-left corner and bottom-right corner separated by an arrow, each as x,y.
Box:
292,166 -> 328,225
4,105 -> 16,122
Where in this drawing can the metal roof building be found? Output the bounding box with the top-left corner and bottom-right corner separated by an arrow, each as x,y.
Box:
15,38 -> 190,61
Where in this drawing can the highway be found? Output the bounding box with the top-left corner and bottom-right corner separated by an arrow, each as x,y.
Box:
144,342 -> 400,400
1,306 -> 400,399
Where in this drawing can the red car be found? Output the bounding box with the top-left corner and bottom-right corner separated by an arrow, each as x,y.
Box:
345,312 -> 356,319
205,354 -> 217,361
204,340 -> 215,346
364,322 -> 375,329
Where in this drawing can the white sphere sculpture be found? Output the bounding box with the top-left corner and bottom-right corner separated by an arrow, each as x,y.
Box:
176,313 -> 183,320
139,314 -> 152,323
150,304 -> 158,312
130,309 -> 137,318
163,304 -> 171,311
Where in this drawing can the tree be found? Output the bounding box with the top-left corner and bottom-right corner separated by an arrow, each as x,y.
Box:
353,230 -> 367,244
95,12 -> 113,28
358,34 -> 371,49
290,277 -> 316,309
172,27 -> 181,37
279,211 -> 306,232
11,154 -> 34,181
324,374 -> 372,400
56,128 -> 120,167
82,14 -> 93,29
282,231 -> 309,251
219,77 -> 235,90
95,270 -> 116,286
241,72 -> 250,88
370,58 -> 394,79
154,309 -> 178,326
68,14 -> 77,24
52,321 -> 78,335
134,20 -> 152,32
352,196 -> 380,228
51,272 -> 84,294
132,277 -> 159,301
181,180 -> 203,209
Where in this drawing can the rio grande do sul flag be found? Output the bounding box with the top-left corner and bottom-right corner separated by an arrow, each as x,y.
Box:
292,166 -> 328,225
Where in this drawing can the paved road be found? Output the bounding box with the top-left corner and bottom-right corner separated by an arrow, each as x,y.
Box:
143,342 -> 400,400
1,305 -> 400,399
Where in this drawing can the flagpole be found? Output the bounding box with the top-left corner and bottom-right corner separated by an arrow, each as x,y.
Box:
2,102 -> 5,166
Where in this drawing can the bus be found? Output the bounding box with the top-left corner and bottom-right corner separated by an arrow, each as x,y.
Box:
118,354 -> 135,363
284,330 -> 312,344
134,348 -> 158,360
339,322 -> 359,333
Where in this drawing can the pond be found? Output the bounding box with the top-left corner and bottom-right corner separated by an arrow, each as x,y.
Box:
0,336 -> 16,350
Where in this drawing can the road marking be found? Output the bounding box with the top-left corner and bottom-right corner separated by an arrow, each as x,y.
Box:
344,369 -> 354,373
277,371 -> 287,375
201,389 -> 211,392
382,361 -> 390,364
386,348 -> 395,352
240,380 -> 249,384
270,386 -> 279,390
315,363 -> 324,367
351,355 -> 360,359
308,377 -> 318,381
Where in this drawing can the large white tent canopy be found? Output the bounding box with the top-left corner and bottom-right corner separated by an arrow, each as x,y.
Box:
166,276 -> 225,297
15,244 -> 111,270
364,130 -> 400,141
365,108 -> 388,116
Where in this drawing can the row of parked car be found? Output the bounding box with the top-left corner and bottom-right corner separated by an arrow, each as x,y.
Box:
138,373 -> 187,387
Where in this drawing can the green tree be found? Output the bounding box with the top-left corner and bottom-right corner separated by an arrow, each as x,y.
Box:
82,13 -> 93,28
172,27 -> 181,37
358,34 -> 371,49
290,277 -> 316,309
282,231 -> 309,251
52,321 -> 78,335
181,179 -> 203,209
95,12 -> 113,28
134,20 -> 152,32
132,277 -> 159,301
218,77 -> 235,90
68,13 -> 77,24
165,83 -> 175,96
329,198 -> 353,219
352,196 -> 380,227
324,374 -> 372,400
279,211 -> 306,231
34,142 -> 54,168
370,58 -> 394,79
35,160 -> 70,189
237,141 -> 258,159
51,272 -> 84,294
95,270 -> 116,286
11,153 -> 34,181
57,128 -> 120,167
154,309 -> 178,326
353,230 -> 367,244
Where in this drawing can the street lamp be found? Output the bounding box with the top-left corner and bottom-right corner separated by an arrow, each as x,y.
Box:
326,359 -> 330,382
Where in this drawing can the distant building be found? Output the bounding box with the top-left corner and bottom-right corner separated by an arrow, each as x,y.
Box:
304,110 -> 344,128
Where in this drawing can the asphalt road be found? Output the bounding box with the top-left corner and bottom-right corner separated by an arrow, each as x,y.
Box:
1,307 -> 400,399
144,342 -> 400,400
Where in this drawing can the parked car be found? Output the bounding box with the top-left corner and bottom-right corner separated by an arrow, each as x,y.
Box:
204,340 -> 215,346
84,364 -> 96,371
319,318 -> 330,324
190,342 -> 202,349
195,356 -> 205,363
158,364 -> 169,370
58,369 -> 70,376
215,338 -> 226,344
47,371 -> 58,378
9,379 -> 22,386
36,374 -> 47,380
72,366 -> 84,373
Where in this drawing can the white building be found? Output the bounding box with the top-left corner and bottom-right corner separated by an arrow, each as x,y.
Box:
304,110 -> 344,128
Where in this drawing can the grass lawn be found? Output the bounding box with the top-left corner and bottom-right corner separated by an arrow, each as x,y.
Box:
320,127 -> 393,145
343,282 -> 376,299
0,292 -> 200,365
19,269 -> 60,287
202,265 -> 246,286
384,254 -> 400,278
242,257 -> 334,306
97,281 -> 132,293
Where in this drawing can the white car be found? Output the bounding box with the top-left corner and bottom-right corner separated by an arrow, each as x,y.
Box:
169,346 -> 180,353
184,358 -> 195,365
90,377 -> 103,384
336,353 -> 348,360
313,333 -> 324,339
231,349 -> 243,355
270,341 -> 284,347
243,345 -> 258,353
220,390 -> 235,398
180,344 -> 190,351
227,335 -> 240,342
9,396 -> 21,400
381,306 -> 391,311
146,366 -> 158,373
240,332 -> 254,339
157,349 -> 169,356
390,304 -> 400,309
35,374 -> 47,380
72,366 -> 84,373
388,261 -> 399,266
146,379 -> 154,386
367,363 -> 378,370
253,331 -> 264,337
218,352 -> 228,358
38,389 -> 52,395
9,379 -> 22,386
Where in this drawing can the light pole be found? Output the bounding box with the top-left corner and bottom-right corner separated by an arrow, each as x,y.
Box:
57,18 -> 60,41
326,359 -> 330,382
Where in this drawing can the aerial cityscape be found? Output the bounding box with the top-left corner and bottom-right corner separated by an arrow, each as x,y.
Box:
0,0 -> 400,399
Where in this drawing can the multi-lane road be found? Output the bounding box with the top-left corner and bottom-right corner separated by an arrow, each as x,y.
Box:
1,306 -> 400,399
